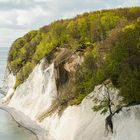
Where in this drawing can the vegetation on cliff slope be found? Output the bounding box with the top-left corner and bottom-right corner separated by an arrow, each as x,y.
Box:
8,7 -> 140,104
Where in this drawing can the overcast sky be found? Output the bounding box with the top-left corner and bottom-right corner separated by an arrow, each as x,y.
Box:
0,0 -> 140,48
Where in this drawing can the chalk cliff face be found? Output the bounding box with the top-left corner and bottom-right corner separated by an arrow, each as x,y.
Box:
3,56 -> 140,140
4,59 -> 110,140
2,69 -> 16,102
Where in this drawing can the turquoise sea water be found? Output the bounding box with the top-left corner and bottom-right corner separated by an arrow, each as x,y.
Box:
0,47 -> 36,140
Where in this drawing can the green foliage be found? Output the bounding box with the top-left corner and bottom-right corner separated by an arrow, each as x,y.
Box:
71,93 -> 87,105
72,11 -> 140,105
93,99 -> 109,115
105,20 -> 140,103
15,61 -> 36,88
71,49 -> 106,104
119,69 -> 140,102
33,38 -> 55,63
8,6 -> 140,107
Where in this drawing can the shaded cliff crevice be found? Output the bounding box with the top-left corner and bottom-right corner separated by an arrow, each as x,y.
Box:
37,48 -> 84,120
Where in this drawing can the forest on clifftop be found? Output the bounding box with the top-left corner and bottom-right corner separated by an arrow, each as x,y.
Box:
8,7 -> 140,105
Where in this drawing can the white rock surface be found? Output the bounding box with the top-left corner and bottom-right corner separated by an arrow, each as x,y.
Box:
112,105 -> 140,140
1,70 -> 16,102
40,88 -> 111,140
4,59 -> 140,140
9,59 -> 57,120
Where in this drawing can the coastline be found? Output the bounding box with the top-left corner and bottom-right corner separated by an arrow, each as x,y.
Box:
0,101 -> 50,140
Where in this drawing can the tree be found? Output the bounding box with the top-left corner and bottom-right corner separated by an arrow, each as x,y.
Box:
93,79 -> 114,115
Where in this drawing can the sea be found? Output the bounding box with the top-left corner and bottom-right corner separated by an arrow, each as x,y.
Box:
0,47 -> 36,140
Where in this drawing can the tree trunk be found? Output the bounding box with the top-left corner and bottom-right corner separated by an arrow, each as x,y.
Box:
105,85 -> 113,115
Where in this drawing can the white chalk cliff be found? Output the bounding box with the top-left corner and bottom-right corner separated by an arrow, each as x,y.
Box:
3,59 -> 140,140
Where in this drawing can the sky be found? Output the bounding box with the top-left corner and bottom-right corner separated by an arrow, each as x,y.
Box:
0,0 -> 140,48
